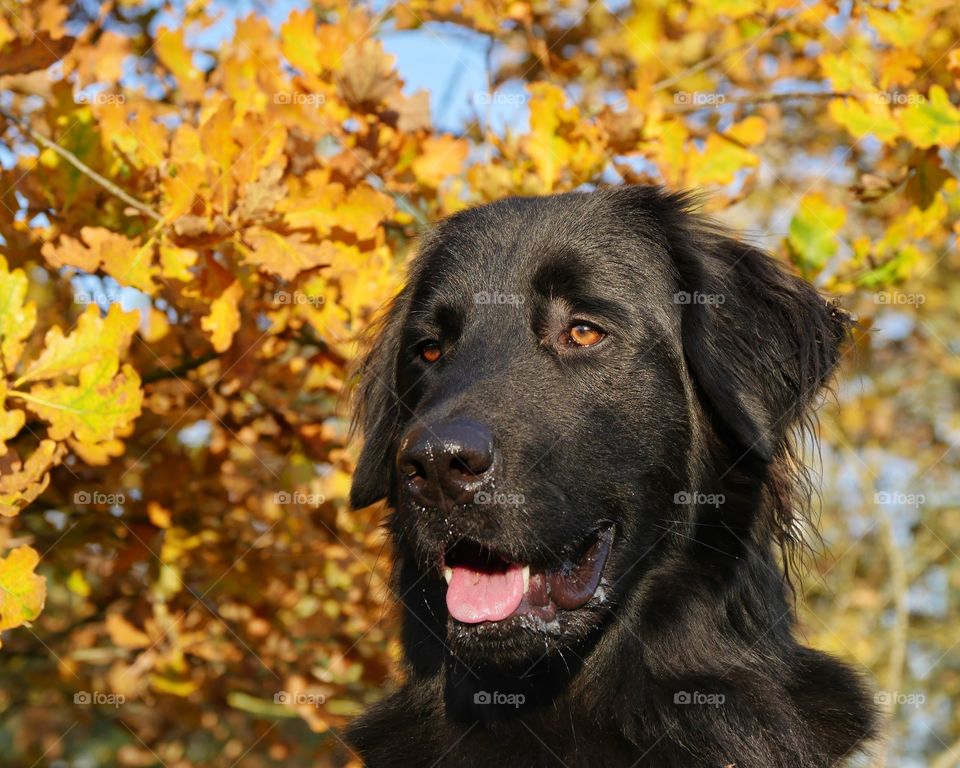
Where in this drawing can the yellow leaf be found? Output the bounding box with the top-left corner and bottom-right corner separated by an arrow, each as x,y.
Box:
106,612 -> 152,649
899,85 -> 960,149
693,0 -> 761,19
0,440 -> 64,518
0,16 -> 15,50
0,382 -> 26,456
155,26 -> 204,101
725,116 -> 767,146
878,50 -> 922,90
787,193 -> 847,275
0,546 -> 46,645
159,244 -> 198,282
16,304 -> 139,387
281,9 -> 322,76
41,227 -> 157,294
67,436 -> 126,466
829,97 -> 899,145
687,134 -> 758,186
23,360 -> 143,443
819,51 -> 873,94
66,569 -> 91,597
0,255 -> 37,371
334,186 -> 397,238
411,136 -> 469,188
201,280 -> 243,353
200,99 -> 239,209
241,228 -> 334,281
864,7 -> 928,48
147,501 -> 172,529
526,82 -> 570,191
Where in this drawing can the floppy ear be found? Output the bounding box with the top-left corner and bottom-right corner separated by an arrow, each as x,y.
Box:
349,289 -> 410,508
670,221 -> 851,464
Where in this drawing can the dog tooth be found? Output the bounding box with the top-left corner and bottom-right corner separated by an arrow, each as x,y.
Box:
522,565 -> 530,593
443,567 -> 453,585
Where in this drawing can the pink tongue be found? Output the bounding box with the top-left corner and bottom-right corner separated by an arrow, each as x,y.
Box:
446,564 -> 525,623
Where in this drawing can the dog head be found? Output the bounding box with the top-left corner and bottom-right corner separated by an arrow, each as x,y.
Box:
350,186 -> 849,675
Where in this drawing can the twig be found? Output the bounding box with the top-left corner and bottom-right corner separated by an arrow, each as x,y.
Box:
141,351 -> 221,384
0,106 -> 164,222
653,8 -> 799,92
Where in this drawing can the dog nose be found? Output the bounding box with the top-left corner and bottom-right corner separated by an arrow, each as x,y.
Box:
398,419 -> 494,506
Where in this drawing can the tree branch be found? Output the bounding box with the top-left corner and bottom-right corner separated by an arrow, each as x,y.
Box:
0,106 -> 164,222
653,8 -> 799,92
141,352 -> 221,384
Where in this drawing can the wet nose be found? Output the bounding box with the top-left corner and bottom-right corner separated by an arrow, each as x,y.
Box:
397,419 -> 495,506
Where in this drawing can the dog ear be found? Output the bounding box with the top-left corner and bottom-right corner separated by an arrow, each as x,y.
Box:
349,289 -> 410,508
669,219 -> 851,464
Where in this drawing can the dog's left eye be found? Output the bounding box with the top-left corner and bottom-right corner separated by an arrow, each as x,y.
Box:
566,323 -> 606,348
419,340 -> 442,363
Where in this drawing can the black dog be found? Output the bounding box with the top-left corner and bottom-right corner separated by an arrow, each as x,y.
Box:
347,186 -> 877,767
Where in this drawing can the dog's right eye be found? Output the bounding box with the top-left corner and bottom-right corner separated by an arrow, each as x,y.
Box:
419,341 -> 442,363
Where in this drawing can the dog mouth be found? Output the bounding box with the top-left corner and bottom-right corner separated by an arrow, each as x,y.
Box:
440,526 -> 614,625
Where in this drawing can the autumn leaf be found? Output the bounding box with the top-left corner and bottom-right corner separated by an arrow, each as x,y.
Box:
787,193 -> 847,276
0,440 -> 65,518
412,136 -> 469,188
0,547 -> 46,647
201,280 -> 243,353
899,85 -> 960,149
155,26 -> 205,101
41,228 -> 158,294
687,134 -> 758,186
15,304 -> 139,387
0,256 -> 36,372
21,359 -> 143,444
240,228 -> 334,281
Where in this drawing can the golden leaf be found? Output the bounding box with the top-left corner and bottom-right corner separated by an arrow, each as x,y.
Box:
0,255 -> 37,372
0,440 -> 64,518
412,136 -> 469,189
201,280 -> 243,353
16,304 -> 139,387
24,360 -> 143,443
0,546 -> 46,646
241,228 -> 334,281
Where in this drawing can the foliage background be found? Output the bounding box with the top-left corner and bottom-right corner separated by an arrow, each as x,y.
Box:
0,0 -> 958,765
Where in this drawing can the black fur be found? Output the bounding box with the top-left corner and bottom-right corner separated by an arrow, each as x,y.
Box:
347,187 -> 877,767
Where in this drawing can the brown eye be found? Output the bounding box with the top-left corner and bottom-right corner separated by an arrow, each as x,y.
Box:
568,323 -> 605,348
420,341 -> 442,363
